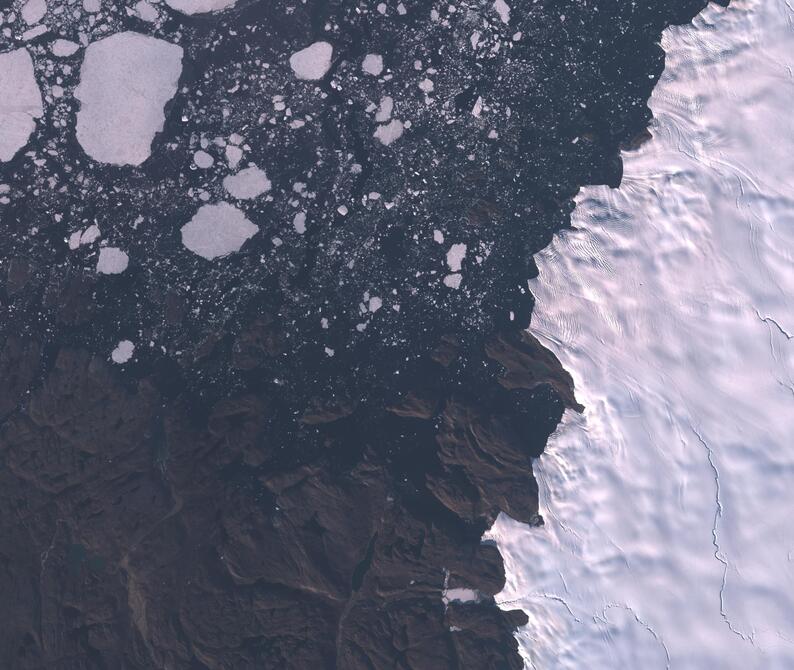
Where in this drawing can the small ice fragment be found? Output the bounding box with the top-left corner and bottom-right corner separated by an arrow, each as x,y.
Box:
97,247 -> 129,274
80,224 -> 100,244
133,1 -> 158,22
289,41 -> 333,81
293,211 -> 306,234
22,25 -> 48,41
433,230 -> 444,244
418,78 -> 434,93
111,340 -> 135,363
51,39 -> 80,56
22,0 -> 47,25
443,274 -> 462,289
362,53 -> 383,76
446,243 -> 467,272
493,0 -> 510,23
223,165 -> 271,200
181,201 -> 258,260
373,119 -> 404,146
369,296 -> 382,313
375,96 -> 393,123
165,0 -> 237,14
225,144 -> 243,168
193,149 -> 214,168
83,0 -> 101,13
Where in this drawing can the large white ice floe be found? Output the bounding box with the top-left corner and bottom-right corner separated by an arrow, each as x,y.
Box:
181,202 -> 258,260
0,48 -> 43,162
164,0 -> 237,15
289,41 -> 333,80
487,1 -> 794,668
75,32 -> 183,166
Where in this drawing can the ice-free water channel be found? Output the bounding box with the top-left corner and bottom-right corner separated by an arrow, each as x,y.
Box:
487,1 -> 794,667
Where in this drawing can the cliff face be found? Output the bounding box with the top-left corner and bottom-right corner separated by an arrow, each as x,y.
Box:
0,0 -> 720,667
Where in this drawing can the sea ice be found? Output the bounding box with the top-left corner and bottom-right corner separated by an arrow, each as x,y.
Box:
0,49 -> 43,162
96,247 -> 129,274
22,0 -> 47,25
223,165 -> 271,200
111,340 -> 135,363
181,202 -> 258,260
75,32 -> 183,166
289,41 -> 333,80
165,0 -> 237,14
373,119 -> 404,146
362,53 -> 383,76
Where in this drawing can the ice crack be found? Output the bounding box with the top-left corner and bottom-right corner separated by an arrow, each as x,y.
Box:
691,425 -> 755,644
754,309 -> 793,340
596,603 -> 671,669
496,592 -> 584,624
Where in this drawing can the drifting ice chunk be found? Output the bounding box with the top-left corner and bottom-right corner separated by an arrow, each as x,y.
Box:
22,0 -> 47,25
51,39 -> 80,56
181,202 -> 258,260
133,1 -> 158,22
0,49 -> 43,162
223,165 -> 271,200
75,32 -> 183,166
165,0 -> 237,14
362,53 -> 383,76
97,247 -> 129,274
443,273 -> 462,289
446,243 -> 467,272
293,212 -> 307,234
111,340 -> 135,363
373,119 -> 404,146
225,144 -> 243,168
289,41 -> 333,80
493,0 -> 510,23
375,96 -> 393,123
193,150 -> 214,168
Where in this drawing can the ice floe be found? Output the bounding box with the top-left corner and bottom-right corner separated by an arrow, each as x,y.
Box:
111,340 -> 135,363
289,41 -> 333,81
223,165 -> 271,200
97,247 -> 129,274
0,49 -> 43,162
181,202 -> 258,260
75,32 -> 182,166
164,0 -> 237,14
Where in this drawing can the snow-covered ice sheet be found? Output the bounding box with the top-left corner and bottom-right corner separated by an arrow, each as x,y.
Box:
487,1 -> 794,668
